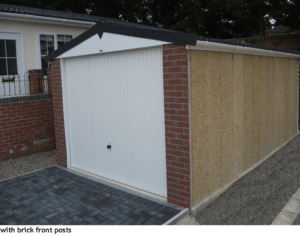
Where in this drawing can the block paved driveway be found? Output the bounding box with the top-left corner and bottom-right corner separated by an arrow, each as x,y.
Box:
0,167 -> 181,225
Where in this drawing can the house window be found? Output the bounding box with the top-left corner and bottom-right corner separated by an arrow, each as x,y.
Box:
39,34 -> 73,69
57,35 -> 72,48
0,39 -> 18,75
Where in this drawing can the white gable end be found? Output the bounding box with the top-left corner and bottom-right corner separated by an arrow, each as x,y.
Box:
58,32 -> 169,59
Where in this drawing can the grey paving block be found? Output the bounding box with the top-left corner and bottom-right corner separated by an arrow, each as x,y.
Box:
119,218 -> 135,225
99,209 -> 112,216
144,220 -> 156,225
104,214 -> 118,222
115,213 -> 128,220
156,213 -> 164,218
109,218 -> 125,225
38,218 -> 51,225
83,215 -> 97,223
0,167 -> 180,225
134,218 -> 148,225
149,210 -> 158,216
148,216 -> 164,224
45,212 -> 59,220
71,215 -> 83,223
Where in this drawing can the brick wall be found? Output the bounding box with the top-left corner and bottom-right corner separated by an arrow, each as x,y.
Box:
50,59 -> 67,167
163,44 -> 191,208
0,94 -> 55,162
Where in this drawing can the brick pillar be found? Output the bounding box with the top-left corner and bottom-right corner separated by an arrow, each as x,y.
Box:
163,44 -> 190,208
50,59 -> 67,167
29,72 -> 43,94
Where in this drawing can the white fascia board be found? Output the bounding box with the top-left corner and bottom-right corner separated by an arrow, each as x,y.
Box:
0,12 -> 95,27
58,32 -> 170,59
186,40 -> 300,59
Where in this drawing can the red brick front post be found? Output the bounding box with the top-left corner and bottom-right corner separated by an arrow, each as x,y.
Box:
163,44 -> 191,208
50,59 -> 67,167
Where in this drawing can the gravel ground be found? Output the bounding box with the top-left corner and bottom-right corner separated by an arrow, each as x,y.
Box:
0,150 -> 57,181
195,134 -> 300,225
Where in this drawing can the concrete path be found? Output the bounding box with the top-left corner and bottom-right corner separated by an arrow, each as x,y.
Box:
0,167 -> 180,225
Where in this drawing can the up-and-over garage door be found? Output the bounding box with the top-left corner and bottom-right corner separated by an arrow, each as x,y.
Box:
63,46 -> 167,196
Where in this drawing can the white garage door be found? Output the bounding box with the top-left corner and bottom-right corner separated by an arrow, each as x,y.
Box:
63,46 -> 167,196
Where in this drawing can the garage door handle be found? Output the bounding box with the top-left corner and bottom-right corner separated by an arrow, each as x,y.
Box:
107,145 -> 111,149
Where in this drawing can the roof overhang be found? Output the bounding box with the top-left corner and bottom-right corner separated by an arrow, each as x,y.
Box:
0,12 -> 95,27
45,22 -> 198,62
187,40 -> 300,59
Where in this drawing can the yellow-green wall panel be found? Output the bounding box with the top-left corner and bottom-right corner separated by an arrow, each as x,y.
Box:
243,55 -> 253,170
207,51 -> 222,194
220,52 -> 234,185
190,50 -> 209,205
190,49 -> 298,207
233,54 -> 244,178
252,56 -> 261,165
260,57 -> 268,159
290,60 -> 299,134
267,58 -> 274,153
284,59 -> 291,142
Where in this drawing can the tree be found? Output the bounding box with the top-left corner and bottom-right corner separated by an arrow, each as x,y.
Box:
269,0 -> 300,33
0,0 -> 281,39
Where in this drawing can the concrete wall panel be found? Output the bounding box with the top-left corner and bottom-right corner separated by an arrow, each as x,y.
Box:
260,57 -> 268,159
190,50 -> 209,204
220,52 -> 234,186
284,59 -> 291,142
267,58 -> 274,153
290,59 -> 299,134
243,55 -> 253,170
190,50 -> 298,207
206,52 -> 222,194
252,56 -> 261,165
233,54 -> 244,178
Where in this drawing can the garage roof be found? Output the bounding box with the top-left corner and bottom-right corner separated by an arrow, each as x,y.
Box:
44,21 -> 198,62
4,4 -> 298,61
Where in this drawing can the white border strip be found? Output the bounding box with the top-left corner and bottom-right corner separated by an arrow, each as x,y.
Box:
187,40 -> 300,59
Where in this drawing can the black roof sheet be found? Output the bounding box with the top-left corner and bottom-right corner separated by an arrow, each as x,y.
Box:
0,4 -> 182,34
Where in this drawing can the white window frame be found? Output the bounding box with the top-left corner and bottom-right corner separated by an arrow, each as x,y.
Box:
0,29 -> 26,79
35,31 -> 73,69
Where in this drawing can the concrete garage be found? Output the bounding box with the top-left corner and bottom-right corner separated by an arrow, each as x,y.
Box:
45,21 -> 300,212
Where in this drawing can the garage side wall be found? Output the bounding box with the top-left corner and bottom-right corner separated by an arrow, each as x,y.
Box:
163,44 -> 191,207
190,50 -> 298,206
50,58 -> 67,167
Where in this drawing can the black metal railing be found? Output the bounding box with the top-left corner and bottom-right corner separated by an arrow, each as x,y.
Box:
0,69 -> 51,97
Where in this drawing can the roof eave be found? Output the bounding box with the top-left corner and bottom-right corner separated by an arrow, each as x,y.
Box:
0,11 -> 95,27
186,40 -> 300,59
